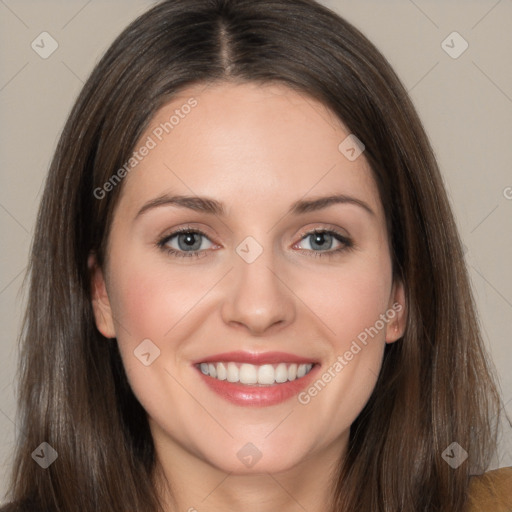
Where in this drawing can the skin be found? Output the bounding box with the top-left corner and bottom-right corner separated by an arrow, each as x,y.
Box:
90,81 -> 407,512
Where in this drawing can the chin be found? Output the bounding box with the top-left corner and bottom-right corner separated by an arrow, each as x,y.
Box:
194,435 -> 314,476
205,451 -> 305,476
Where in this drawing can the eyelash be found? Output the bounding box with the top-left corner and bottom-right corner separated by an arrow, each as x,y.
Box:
156,226 -> 353,259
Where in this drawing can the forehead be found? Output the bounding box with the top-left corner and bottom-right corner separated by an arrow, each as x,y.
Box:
117,81 -> 383,221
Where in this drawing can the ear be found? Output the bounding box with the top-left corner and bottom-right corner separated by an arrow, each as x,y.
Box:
385,278 -> 407,344
88,253 -> 116,339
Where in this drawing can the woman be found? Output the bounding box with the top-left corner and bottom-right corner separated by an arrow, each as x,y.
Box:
2,0 -> 511,511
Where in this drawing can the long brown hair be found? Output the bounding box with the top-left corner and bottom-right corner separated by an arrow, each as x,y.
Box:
2,0 -> 504,510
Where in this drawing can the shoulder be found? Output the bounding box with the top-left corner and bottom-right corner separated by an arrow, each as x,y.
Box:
465,466 -> 512,512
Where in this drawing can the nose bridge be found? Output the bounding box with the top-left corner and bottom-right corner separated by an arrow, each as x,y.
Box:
221,233 -> 295,334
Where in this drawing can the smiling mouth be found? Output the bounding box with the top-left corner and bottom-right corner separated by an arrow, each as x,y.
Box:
197,361 -> 315,386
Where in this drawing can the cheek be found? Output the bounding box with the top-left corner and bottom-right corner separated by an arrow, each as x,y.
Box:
105,253 -> 208,417
294,254 -> 391,393
294,256 -> 393,434
108,251 -> 208,342
302,254 -> 393,347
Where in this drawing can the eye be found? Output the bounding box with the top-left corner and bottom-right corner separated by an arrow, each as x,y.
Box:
294,229 -> 353,258
157,228 -> 214,258
156,227 -> 353,259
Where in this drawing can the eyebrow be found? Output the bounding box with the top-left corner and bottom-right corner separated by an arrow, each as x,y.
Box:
135,193 -> 375,219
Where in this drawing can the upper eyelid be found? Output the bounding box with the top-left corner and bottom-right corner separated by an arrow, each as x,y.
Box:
159,227 -> 213,244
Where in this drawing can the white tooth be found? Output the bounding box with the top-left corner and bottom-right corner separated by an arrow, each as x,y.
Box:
275,363 -> 288,383
288,363 -> 298,381
227,362 -> 239,382
239,363 -> 258,384
204,361 -> 313,383
216,362 -> 227,380
258,364 -> 276,385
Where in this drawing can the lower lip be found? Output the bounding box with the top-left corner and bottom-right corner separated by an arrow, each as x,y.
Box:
196,365 -> 319,407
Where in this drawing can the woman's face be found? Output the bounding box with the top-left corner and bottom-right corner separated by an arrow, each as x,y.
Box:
90,81 -> 406,477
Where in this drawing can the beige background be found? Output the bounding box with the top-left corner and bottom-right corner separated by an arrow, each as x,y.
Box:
1,0 -> 511,501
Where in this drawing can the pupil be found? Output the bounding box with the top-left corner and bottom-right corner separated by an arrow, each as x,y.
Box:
312,232 -> 331,250
179,233 -> 200,250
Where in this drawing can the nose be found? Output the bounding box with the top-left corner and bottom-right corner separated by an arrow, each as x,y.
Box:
220,242 -> 296,336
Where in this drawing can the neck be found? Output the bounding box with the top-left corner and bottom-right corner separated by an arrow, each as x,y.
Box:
151,431 -> 347,512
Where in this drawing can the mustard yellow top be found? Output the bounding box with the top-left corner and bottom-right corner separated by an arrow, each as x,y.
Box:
465,467 -> 512,511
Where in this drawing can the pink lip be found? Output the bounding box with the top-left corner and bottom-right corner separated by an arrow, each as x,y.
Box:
192,350 -> 318,365
192,351 -> 320,407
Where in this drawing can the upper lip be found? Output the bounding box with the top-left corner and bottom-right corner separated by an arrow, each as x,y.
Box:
192,351 -> 318,365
